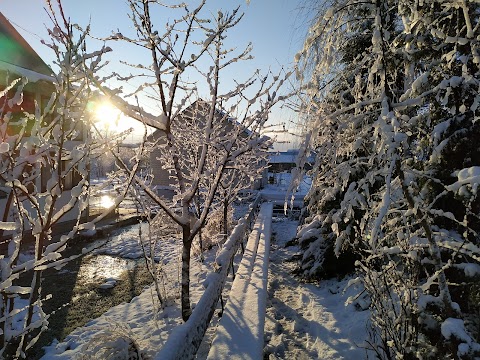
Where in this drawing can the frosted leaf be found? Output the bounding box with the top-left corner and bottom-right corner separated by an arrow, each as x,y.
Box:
4,285 -> 32,294
470,95 -> 480,112
455,263 -> 480,277
8,86 -> 24,108
447,166 -> 480,194
71,148 -> 83,162
372,29 -> 382,47
412,72 -> 429,93
456,166 -> 480,181
449,76 -> 463,88
82,222 -> 95,231
70,183 -> 84,198
324,8 -> 334,20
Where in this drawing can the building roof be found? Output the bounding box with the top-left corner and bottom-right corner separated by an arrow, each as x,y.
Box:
0,12 -> 53,77
268,150 -> 315,164
147,99 -> 253,141
268,153 -> 298,164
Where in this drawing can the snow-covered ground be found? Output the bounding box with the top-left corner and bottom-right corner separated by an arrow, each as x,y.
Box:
265,172 -> 312,196
264,217 -> 370,359
261,173 -> 311,213
41,223 -> 222,359
41,173 -> 370,359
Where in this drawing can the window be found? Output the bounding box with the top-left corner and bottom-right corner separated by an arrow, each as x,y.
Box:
61,161 -> 83,191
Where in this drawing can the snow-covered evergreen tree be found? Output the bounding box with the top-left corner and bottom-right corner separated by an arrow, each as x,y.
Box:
297,0 -> 480,357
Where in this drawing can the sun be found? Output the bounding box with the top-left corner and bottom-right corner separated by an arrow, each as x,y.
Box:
94,101 -> 120,130
100,195 -> 115,209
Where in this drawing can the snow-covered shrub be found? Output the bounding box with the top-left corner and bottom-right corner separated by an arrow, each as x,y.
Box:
296,214 -> 358,279
79,323 -> 147,360
196,206 -> 235,254
0,8 -> 117,357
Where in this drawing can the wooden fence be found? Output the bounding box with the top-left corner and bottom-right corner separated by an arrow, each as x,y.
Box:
155,195 -> 262,360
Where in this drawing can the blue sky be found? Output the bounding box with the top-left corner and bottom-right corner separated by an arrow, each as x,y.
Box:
0,0 -> 311,149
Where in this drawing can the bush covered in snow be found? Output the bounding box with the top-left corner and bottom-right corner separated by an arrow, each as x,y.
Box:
0,8 -> 114,357
195,206 -> 235,254
79,323 -> 147,360
295,0 -> 480,358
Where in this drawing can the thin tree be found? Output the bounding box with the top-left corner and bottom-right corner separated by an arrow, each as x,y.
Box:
0,2 -> 126,356
94,1 -> 291,321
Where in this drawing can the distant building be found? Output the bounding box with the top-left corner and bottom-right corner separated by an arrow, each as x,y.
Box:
268,150 -> 314,174
147,100 -> 267,199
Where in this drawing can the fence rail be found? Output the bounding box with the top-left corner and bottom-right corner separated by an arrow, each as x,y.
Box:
207,202 -> 273,360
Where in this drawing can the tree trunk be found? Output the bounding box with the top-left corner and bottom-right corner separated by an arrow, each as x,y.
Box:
0,294 -> 6,350
223,199 -> 228,242
19,268 -> 42,355
19,229 -> 47,355
198,229 -> 204,262
181,225 -> 193,321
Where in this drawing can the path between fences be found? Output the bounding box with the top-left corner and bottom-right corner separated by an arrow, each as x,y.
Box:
207,202 -> 273,360
156,198 -> 273,360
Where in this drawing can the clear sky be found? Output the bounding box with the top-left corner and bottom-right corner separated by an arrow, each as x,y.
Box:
0,0 -> 311,149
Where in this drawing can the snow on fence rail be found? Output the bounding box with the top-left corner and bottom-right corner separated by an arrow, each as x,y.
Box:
207,202 -> 273,360
155,195 -> 262,360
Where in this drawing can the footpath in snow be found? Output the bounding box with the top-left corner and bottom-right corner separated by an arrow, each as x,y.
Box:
208,202 -> 272,360
264,217 -> 370,359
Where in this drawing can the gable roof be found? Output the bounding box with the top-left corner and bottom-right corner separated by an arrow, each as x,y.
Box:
147,99 -> 216,141
0,12 -> 52,77
147,99 -> 256,142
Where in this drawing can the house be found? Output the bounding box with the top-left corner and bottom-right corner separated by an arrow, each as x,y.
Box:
147,100 -> 267,199
268,150 -> 298,173
0,13 -> 87,239
268,149 -> 314,174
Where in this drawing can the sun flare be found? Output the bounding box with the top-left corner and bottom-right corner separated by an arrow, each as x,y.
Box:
100,195 -> 115,209
94,101 -> 120,130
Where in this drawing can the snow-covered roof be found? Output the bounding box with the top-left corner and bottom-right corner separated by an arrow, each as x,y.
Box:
147,99 -> 253,140
268,153 -> 297,164
268,150 -> 315,165
213,104 -> 253,136
0,12 -> 53,77
0,60 -> 54,83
